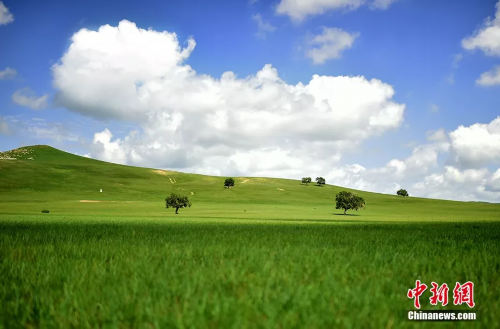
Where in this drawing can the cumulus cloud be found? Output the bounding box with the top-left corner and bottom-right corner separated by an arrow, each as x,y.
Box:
276,0 -> 398,21
412,166 -> 498,202
476,65 -> 500,86
51,20 -> 500,202
426,129 -> 448,143
449,117 -> 500,168
324,139 -> 500,202
0,1 -> 13,25
52,20 -> 405,173
90,129 -> 128,164
485,168 -> 500,192
305,27 -> 359,64
0,67 -> 17,80
462,1 -> 500,56
252,14 -> 276,39
12,88 -> 49,110
293,137 -> 451,198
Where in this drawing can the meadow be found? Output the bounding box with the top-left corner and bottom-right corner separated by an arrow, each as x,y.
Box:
1,146 -> 500,328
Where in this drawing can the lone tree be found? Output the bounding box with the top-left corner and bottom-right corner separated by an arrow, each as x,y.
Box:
397,189 -> 409,197
224,177 -> 235,188
302,177 -> 312,186
316,177 -> 326,186
165,193 -> 192,214
335,191 -> 365,215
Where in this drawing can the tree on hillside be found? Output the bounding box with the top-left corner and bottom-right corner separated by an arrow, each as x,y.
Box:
335,191 -> 365,215
397,189 -> 409,197
224,178 -> 235,188
316,177 -> 326,186
165,193 -> 192,214
302,177 -> 312,186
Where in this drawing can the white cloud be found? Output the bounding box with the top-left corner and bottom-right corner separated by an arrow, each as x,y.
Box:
0,67 -> 17,80
315,139 -> 451,196
305,27 -> 359,64
462,1 -> 500,56
276,0 -> 398,21
252,14 -> 276,39
404,143 -> 449,174
449,117 -> 500,168
12,88 -> 49,110
52,20 -> 405,173
52,20 -> 500,202
0,1 -> 13,25
90,129 -> 128,164
426,128 -> 448,143
324,140 -> 500,202
442,166 -> 490,184
476,65 -> 500,86
485,168 -> 500,191
412,166 -> 499,202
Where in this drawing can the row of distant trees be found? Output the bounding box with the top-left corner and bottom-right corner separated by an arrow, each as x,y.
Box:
165,177 -> 409,215
301,177 -> 325,186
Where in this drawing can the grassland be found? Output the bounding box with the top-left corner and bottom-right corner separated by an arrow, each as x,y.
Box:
1,145 -> 499,328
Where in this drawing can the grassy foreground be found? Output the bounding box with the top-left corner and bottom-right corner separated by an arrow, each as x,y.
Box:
1,216 -> 499,328
1,145 -> 500,328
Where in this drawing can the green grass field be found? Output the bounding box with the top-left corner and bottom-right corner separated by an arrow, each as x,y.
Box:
1,145 -> 499,328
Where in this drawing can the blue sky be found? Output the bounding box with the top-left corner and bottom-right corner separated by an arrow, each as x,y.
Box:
1,0 -> 500,201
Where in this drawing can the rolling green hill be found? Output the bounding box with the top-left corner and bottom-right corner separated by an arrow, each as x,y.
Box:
1,145 -> 499,221
2,145 -> 500,328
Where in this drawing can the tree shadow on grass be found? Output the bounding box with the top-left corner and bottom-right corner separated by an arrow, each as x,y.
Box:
333,213 -> 361,216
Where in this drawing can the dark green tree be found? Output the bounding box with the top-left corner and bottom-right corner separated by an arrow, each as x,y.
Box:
224,178 -> 235,188
302,177 -> 312,186
335,191 -> 365,215
165,193 -> 192,214
397,189 -> 409,197
316,177 -> 326,186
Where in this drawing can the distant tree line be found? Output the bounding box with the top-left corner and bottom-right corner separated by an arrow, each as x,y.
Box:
301,177 -> 325,186
165,175 -> 418,216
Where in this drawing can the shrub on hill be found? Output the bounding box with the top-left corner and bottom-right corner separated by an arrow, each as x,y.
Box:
224,178 -> 235,188
41,210 -> 50,213
397,189 -> 409,197
316,177 -> 326,186
165,193 -> 192,214
335,191 -> 365,215
301,177 -> 312,185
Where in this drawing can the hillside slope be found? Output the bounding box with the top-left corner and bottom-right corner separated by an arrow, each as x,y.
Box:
1,145 -> 499,221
